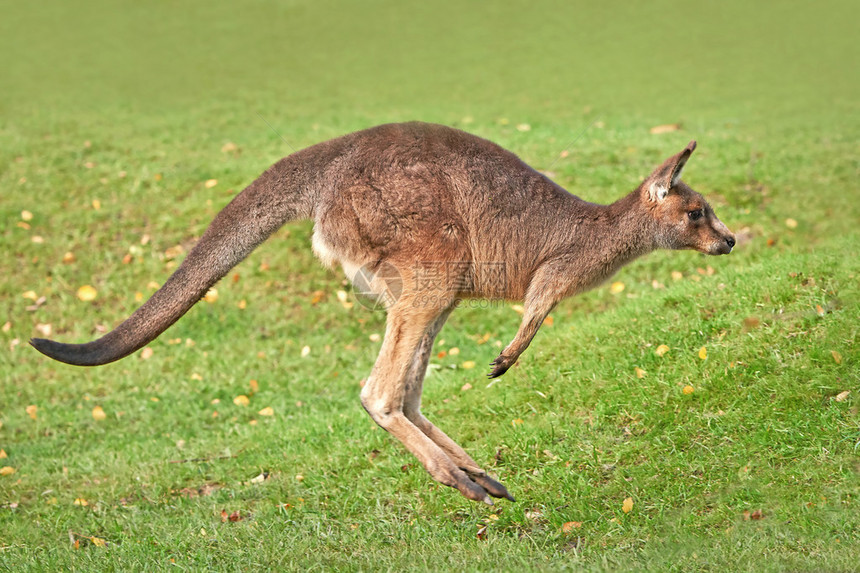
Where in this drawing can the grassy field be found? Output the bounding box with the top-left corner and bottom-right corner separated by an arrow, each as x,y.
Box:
2,1 -> 858,570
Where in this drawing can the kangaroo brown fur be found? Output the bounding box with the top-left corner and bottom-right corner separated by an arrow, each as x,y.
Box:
31,122 -> 735,504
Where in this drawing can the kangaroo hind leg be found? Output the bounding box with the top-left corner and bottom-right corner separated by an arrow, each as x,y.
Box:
402,307 -> 515,502
360,300 -> 494,504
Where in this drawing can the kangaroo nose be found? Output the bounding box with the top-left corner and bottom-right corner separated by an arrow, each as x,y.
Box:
725,236 -> 736,249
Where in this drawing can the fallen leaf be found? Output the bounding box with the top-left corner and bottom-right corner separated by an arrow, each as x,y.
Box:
743,316 -> 761,330
221,509 -> 228,522
26,404 -> 38,420
221,142 -> 238,153
21,210 -> 33,221
831,350 -> 842,364
671,271 -> 683,281
476,524 -> 488,540
516,123 -> 531,132
73,498 -> 89,506
205,179 -> 218,188
35,323 -> 52,336
295,474 -> 304,481
610,281 -> 625,294
203,288 -> 218,303
448,347 -> 460,356
233,395 -> 250,407
300,345 -> 311,357
249,471 -> 269,484
650,123 -> 680,134
785,218 -> 798,229
750,509 -> 764,520
461,383 -> 472,392
683,385 -> 695,395
89,536 -> 107,547
140,347 -> 154,360
543,315 -> 554,327
91,406 -> 106,421
310,290 -> 325,305
511,418 -> 524,426
562,521 -> 582,533
622,497 -> 634,513
258,407 -> 274,416
0,449 -> 6,459
634,367 -> 646,379
369,333 -> 381,342
249,379 -> 259,394
510,304 -> 524,315
91,199 -> 101,210
0,466 -> 15,476
816,304 -> 825,317
655,344 -> 670,357
698,346 -> 708,360
834,390 -> 850,402
228,510 -> 243,522
462,361 -> 476,369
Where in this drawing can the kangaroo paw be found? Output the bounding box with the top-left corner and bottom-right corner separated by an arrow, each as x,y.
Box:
466,471 -> 516,502
488,354 -> 513,378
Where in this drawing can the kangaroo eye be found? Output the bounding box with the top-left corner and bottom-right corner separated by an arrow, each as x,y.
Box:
688,209 -> 703,221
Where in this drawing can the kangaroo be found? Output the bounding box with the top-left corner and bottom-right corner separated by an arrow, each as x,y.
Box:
31,122 -> 735,504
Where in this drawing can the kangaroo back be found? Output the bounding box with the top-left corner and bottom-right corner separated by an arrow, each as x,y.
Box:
30,151 -> 320,366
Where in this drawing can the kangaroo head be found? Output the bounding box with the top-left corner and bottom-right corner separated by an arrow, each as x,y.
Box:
641,141 -> 735,255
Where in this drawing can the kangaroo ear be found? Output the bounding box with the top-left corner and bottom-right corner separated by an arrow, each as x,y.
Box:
646,141 -> 697,202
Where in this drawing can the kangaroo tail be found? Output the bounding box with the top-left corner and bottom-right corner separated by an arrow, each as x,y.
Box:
30,154 -> 318,366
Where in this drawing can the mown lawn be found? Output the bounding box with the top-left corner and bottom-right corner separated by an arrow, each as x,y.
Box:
1,1 -> 858,571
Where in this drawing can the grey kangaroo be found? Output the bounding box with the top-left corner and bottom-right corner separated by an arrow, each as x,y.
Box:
32,122 -> 735,504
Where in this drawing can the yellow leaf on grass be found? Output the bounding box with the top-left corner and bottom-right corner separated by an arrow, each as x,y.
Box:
698,346 -> 708,360
22,290 -> 38,300
610,281 -> 625,294
205,179 -> 218,188
301,345 -> 311,357
91,406 -> 107,421
461,361 -> 476,369
634,367 -> 646,379
0,466 -> 15,476
835,390 -> 850,402
258,407 -> 274,417
91,199 -> 101,210
785,218 -> 798,229
21,210 -> 34,221
511,418 -> 524,426
682,385 -> 695,395
561,521 -> 582,533
655,344 -> 670,357
73,498 -> 88,506
233,395 -> 250,407
0,449 -> 7,459
203,288 -> 218,303
831,350 -> 842,364
26,405 -> 37,420
622,497 -> 634,513
650,123 -> 680,134
76,285 -> 97,302
89,536 -> 107,548
140,347 -> 154,360
448,347 -> 460,356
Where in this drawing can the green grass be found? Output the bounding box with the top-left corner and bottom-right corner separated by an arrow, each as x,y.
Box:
1,0 -> 858,570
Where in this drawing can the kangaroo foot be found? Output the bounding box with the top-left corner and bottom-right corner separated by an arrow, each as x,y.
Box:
466,471 -> 516,502
451,468 -> 494,504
